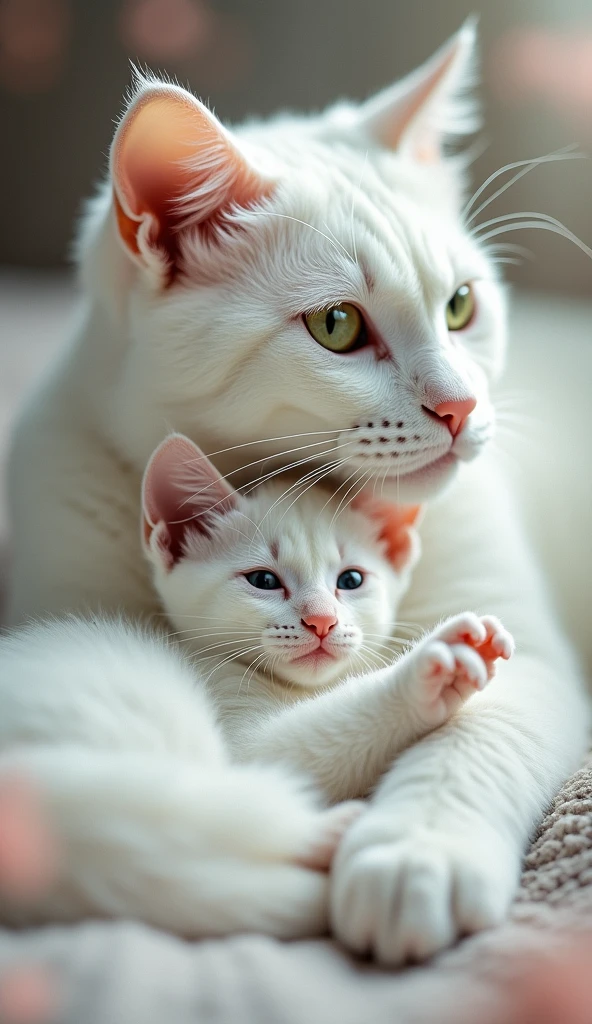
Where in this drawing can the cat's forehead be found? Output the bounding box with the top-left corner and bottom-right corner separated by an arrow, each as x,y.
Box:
228,135 -> 480,312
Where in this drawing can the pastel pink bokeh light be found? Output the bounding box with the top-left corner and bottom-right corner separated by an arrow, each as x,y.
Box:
490,27 -> 592,132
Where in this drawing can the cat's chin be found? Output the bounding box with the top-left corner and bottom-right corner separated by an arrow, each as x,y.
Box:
375,452 -> 460,503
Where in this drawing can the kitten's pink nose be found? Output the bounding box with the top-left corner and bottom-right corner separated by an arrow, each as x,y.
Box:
428,396 -> 477,437
301,613 -> 337,638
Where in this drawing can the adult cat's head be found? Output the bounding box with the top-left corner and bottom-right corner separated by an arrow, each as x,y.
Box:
142,434 -> 421,689
82,21 -> 506,503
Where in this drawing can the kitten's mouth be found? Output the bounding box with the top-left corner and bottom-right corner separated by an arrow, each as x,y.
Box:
290,647 -> 337,667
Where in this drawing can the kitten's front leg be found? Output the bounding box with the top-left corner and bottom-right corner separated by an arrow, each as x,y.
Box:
231,615 -> 511,804
396,612 -> 514,731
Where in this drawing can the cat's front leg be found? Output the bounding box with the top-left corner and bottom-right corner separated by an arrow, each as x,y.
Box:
330,648 -> 588,965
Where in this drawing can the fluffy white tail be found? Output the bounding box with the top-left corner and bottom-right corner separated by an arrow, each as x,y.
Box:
0,618 -> 353,938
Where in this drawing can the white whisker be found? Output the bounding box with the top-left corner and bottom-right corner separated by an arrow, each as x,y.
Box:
246,210 -> 355,264
466,147 -> 582,225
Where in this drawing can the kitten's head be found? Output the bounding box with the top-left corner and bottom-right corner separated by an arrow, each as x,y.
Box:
142,434 -> 421,689
86,21 -> 506,503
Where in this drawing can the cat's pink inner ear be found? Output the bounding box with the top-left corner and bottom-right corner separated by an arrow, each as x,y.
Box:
111,83 -> 274,268
142,433 -> 238,569
357,21 -> 478,160
353,497 -> 422,572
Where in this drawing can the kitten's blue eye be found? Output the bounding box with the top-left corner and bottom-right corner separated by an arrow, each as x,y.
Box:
245,570 -> 283,590
336,569 -> 364,590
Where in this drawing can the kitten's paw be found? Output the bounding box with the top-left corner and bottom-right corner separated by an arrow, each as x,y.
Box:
409,613 -> 514,726
331,818 -> 517,964
298,801 -> 364,871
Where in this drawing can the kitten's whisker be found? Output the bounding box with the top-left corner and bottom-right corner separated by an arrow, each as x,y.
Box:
165,628 -> 260,641
237,650 -> 268,697
155,612 -> 254,626
201,644 -> 266,682
180,636 -> 261,654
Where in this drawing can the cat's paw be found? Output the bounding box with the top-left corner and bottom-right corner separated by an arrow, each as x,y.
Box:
331,816 -> 518,964
407,613 -> 514,727
298,801 -> 364,871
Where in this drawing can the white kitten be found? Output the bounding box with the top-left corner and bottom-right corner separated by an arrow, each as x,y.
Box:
142,433 -> 514,803
0,432 -> 512,938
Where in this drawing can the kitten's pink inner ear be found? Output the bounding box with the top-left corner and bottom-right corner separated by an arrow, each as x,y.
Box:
112,85 -> 273,265
142,433 -> 238,569
353,497 -> 422,571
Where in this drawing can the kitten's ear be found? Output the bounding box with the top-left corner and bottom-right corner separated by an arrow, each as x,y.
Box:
356,20 -> 478,162
111,75 -> 274,274
141,433 -> 238,571
354,498 -> 422,572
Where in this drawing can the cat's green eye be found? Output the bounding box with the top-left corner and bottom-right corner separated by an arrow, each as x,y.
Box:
304,303 -> 365,353
446,284 -> 475,331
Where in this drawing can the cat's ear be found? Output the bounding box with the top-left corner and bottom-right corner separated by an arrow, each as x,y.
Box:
111,75 -> 274,274
141,433 -> 238,571
355,20 -> 478,162
354,498 -> 422,573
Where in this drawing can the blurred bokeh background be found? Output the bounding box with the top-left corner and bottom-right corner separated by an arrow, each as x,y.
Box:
2,0 -> 592,293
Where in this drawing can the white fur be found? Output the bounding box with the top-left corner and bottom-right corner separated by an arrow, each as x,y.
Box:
143,440 -> 515,805
5,22 -> 590,962
0,618 -> 353,937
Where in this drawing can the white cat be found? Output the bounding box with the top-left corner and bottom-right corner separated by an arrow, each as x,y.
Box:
5,23 -> 590,962
0,433 -> 511,937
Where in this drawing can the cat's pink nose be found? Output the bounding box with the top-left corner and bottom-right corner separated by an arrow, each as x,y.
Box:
429,396 -> 477,437
301,613 -> 337,638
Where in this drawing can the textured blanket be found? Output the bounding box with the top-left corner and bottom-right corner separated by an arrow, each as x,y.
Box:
0,756 -> 590,1024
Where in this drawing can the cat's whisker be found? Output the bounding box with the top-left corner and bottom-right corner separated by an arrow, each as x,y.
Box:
328,466 -> 367,530
465,147 -> 583,225
233,440 -> 356,501
473,212 -> 592,263
177,435 -> 352,512
245,209 -> 355,265
195,426 -> 353,465
350,149 -> 368,267
257,457 -> 348,526
183,443 -> 356,528
274,459 -> 356,529
323,219 -> 355,264
334,466 -> 377,526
